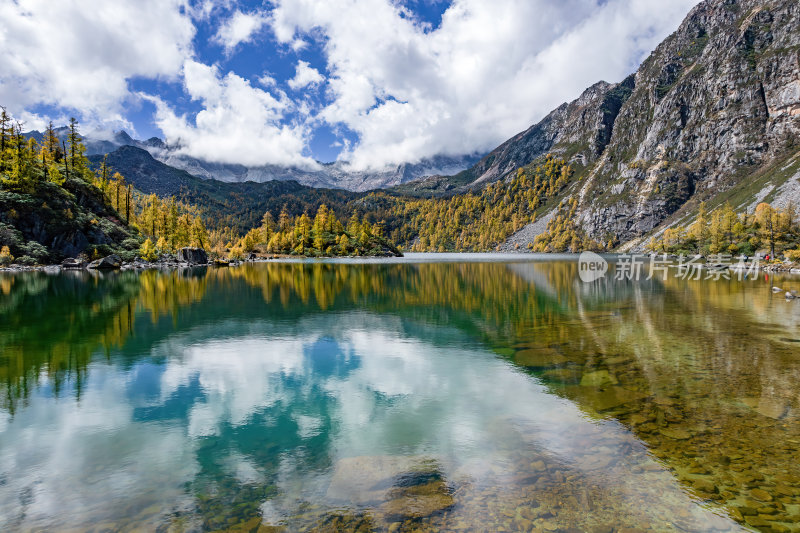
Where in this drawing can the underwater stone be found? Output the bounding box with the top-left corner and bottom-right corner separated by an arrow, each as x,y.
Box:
659,427 -> 692,440
326,455 -> 440,504
579,370 -> 618,387
565,386 -> 650,412
751,488 -> 774,502
692,478 -> 718,494
514,347 -> 569,367
382,480 -> 455,519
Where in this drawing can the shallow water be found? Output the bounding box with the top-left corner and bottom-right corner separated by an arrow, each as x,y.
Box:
1,254 -> 799,532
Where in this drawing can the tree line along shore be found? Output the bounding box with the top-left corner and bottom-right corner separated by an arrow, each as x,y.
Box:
2,112 -> 800,269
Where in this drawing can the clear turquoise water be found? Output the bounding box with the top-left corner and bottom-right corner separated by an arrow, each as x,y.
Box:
1,255 -> 799,532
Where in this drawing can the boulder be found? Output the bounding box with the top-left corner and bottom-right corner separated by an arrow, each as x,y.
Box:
177,247 -> 208,264
61,257 -> 85,269
87,254 -> 121,270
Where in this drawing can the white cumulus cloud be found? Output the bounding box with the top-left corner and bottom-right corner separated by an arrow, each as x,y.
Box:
0,0 -> 195,130
288,60 -> 325,90
214,9 -> 270,52
270,0 -> 701,170
148,60 -> 317,168
0,0 -> 704,172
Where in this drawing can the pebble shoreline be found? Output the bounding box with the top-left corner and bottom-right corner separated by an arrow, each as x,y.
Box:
3,257 -> 800,274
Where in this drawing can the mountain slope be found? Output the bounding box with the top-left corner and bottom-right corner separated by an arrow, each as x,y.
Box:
0,176 -> 140,262
569,0 -> 798,245
88,146 -> 363,233
424,0 -> 799,248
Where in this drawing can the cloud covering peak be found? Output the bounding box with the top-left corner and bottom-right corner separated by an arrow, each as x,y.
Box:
0,0 -> 701,170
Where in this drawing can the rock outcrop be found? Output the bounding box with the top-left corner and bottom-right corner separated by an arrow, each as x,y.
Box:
177,247 -> 208,264
87,254 -> 122,270
0,177 -> 141,263
575,0 -> 800,243
462,78 -> 635,188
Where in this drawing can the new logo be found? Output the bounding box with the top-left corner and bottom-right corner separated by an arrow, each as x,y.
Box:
578,251 -> 608,283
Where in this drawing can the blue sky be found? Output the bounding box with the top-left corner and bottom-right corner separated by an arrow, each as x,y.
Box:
1,0 -> 700,169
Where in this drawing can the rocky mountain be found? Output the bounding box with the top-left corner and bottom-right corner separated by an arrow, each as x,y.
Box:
576,0 -> 800,246
431,0 -> 799,249
461,77 -> 636,188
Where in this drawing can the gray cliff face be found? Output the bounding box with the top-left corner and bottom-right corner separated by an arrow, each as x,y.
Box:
575,0 -> 800,243
466,79 -> 634,186
480,0 -> 799,249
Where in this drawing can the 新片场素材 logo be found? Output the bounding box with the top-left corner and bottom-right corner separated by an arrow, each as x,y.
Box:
578,251 -> 608,283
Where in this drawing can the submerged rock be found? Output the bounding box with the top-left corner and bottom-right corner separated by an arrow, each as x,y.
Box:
514,347 -> 569,367
750,488 -> 773,502
564,385 -> 650,412
325,455 -> 455,521
691,478 -> 718,494
580,370 -> 618,387
541,367 -> 582,383
326,455 -> 442,504
381,480 -> 455,519
659,427 -> 692,440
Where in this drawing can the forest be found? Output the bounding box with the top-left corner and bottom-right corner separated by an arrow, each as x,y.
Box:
325,154 -> 597,253
0,110 -> 213,264
0,111 -> 592,264
3,111 -> 800,265
224,205 -> 401,258
646,201 -> 800,260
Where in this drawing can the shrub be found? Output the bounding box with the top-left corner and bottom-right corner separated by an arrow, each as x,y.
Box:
17,255 -> 37,265
0,222 -> 22,248
91,244 -> 114,258
20,241 -> 49,261
784,249 -> 800,262
121,237 -> 141,250
117,250 -> 137,262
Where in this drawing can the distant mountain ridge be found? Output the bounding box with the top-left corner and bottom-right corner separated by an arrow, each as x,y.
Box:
25,127 -> 481,192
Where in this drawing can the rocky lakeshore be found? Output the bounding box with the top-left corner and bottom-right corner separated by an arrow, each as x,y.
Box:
0,246 -> 405,274
0,247 -> 231,274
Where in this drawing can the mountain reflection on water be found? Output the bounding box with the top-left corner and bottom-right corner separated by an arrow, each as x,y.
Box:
1,255 -> 799,532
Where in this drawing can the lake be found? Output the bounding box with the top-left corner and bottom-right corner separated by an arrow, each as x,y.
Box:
1,254 -> 799,532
